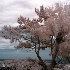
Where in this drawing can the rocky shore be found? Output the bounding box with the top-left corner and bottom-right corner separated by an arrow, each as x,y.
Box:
0,58 -> 70,70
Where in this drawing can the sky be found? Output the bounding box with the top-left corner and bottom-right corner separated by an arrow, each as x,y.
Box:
0,0 -> 70,49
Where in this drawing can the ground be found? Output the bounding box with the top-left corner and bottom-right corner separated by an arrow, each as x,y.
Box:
0,58 -> 70,70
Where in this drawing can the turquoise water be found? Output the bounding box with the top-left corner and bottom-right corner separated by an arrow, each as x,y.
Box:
0,48 -> 52,60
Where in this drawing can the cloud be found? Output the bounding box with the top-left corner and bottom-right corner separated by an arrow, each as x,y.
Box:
0,0 -> 69,27
0,37 -> 19,49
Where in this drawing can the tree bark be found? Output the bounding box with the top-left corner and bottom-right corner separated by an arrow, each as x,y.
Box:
36,52 -> 48,70
34,41 -> 47,70
50,43 -> 59,70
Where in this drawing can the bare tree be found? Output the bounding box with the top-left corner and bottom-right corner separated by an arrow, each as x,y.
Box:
2,3 -> 70,70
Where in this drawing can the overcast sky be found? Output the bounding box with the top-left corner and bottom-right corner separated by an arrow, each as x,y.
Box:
0,0 -> 70,49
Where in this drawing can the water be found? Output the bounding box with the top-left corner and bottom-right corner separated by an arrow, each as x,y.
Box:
0,30 -> 52,60
0,48 -> 52,60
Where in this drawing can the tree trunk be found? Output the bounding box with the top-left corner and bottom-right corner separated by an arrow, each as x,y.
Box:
34,42 -> 47,70
50,43 -> 59,70
36,52 -> 48,70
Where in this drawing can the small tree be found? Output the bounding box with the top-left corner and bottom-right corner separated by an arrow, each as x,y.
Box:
2,3 -> 70,70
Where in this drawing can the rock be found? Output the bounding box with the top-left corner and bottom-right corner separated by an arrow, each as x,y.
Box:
63,64 -> 70,70
0,59 -> 70,70
54,68 -> 63,70
0,59 -> 43,70
55,64 -> 64,69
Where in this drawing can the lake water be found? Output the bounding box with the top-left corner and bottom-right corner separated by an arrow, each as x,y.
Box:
0,31 -> 52,60
0,48 -> 52,60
